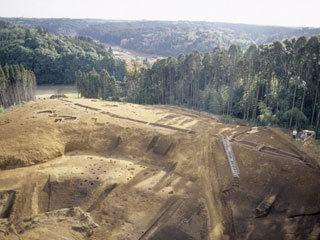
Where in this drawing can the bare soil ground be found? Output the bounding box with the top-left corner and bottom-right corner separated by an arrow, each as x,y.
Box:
0,98 -> 319,240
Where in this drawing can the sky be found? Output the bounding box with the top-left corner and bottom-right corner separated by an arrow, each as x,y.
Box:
0,0 -> 319,28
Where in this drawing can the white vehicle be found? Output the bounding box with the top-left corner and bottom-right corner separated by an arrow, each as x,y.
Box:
301,130 -> 316,142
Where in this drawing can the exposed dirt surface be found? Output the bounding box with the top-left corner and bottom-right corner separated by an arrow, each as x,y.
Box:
0,98 -> 320,240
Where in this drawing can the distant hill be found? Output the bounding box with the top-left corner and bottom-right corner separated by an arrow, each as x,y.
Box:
1,18 -> 320,57
0,21 -> 126,84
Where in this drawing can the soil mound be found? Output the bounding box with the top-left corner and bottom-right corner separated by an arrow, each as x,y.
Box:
0,98 -> 319,239
49,94 -> 68,99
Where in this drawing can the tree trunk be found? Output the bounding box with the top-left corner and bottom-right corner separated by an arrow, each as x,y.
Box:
316,107 -> 320,138
311,79 -> 319,125
252,75 -> 260,120
301,67 -> 309,113
300,87 -> 306,112
289,81 -> 297,127
247,95 -> 251,120
243,101 -> 246,120
276,76 -> 282,114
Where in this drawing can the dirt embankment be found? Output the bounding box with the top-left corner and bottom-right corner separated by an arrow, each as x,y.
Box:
0,98 -> 319,240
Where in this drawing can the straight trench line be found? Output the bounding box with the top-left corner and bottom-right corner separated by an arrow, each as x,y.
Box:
100,111 -> 195,134
232,141 -> 304,163
60,99 -> 196,134
213,134 -> 305,164
138,197 -> 181,240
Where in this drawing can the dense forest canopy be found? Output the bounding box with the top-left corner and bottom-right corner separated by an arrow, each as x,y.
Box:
2,18 -> 320,57
82,35 -> 318,134
0,21 -> 126,84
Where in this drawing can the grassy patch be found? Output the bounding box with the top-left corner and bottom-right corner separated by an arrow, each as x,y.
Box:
0,102 -> 26,115
218,115 -> 257,126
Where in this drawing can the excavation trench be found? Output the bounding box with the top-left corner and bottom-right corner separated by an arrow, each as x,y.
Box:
0,99 -> 320,240
1,125 -> 217,239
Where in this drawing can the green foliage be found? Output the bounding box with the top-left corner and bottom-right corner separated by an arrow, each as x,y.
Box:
200,88 -> 223,114
283,108 -> 308,128
1,19 -> 320,133
2,18 -> 320,57
0,64 -> 36,109
218,115 -> 256,126
119,35 -> 320,131
257,102 -> 278,126
0,21 -> 126,84
75,68 -> 117,100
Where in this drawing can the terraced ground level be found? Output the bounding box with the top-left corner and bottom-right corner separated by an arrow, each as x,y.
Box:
0,98 -> 320,240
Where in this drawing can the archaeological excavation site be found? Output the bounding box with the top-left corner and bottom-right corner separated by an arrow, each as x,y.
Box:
0,98 -> 320,240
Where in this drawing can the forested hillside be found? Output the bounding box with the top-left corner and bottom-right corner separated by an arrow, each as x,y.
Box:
110,36 -> 319,133
1,19 -> 319,135
2,18 -> 320,57
0,21 -> 126,84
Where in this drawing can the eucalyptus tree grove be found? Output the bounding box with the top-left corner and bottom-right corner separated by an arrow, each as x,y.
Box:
0,64 -> 36,108
124,35 -> 320,133
75,68 -> 117,100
